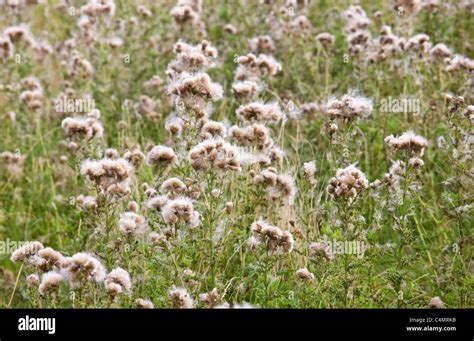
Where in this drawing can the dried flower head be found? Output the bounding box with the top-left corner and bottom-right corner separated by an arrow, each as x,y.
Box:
124,147 -> 145,167
146,145 -> 178,168
199,287 -> 225,308
326,164 -> 368,200
249,35 -> 275,54
118,212 -> 147,236
236,102 -> 284,125
228,123 -> 273,150
161,197 -> 200,228
188,138 -> 241,172
309,241 -> 335,261
168,286 -> 194,308
231,80 -> 262,100
80,158 -> 133,197
384,131 -> 428,155
250,220 -> 294,254
39,271 -> 63,295
26,273 -> 40,287
60,253 -> 106,287
0,151 -> 27,180
302,160 -> 317,186
295,268 -> 315,281
104,267 -> 132,297
10,241 -> 44,262
428,296 -> 444,309
326,93 -> 373,122
137,298 -> 154,309
254,168 -> 297,204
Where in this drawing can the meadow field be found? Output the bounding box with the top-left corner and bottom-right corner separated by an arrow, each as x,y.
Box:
0,0 -> 472,308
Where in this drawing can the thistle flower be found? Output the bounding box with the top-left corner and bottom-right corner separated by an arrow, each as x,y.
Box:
61,109 -> 104,142
429,43 -> 452,59
309,241 -> 335,261
167,72 -> 223,107
104,148 -> 120,159
60,253 -> 106,287
326,93 -> 373,122
10,241 -> 44,262
80,158 -> 133,196
133,95 -> 158,120
0,151 -> 27,180
428,296 -> 444,309
137,5 -> 153,18
408,157 -> 424,169
236,102 -> 284,125
246,236 -> 260,251
225,201 -> 234,214
268,146 -> 285,165
146,145 -> 178,168
287,15 -> 312,37
445,54 -> 474,73
165,116 -> 184,136
188,138 -> 241,172
249,35 -> 275,54
405,34 -> 431,53
250,220 -> 294,254
200,120 -> 227,139
161,197 -> 200,228
326,164 -> 368,200
75,194 -> 98,210
302,160 -> 317,186
231,80 -> 262,100
143,75 -> 164,91
0,35 -> 14,61
343,5 -> 371,33
300,102 -> 322,115
123,147 -> 145,167
118,212 -> 147,236
146,195 -> 169,211
315,32 -> 335,48
161,178 -> 186,196
104,267 -> 132,297
128,201 -> 139,213
26,274 -> 39,287
147,232 -> 166,246
19,76 -> 43,110
4,25 -> 35,46
342,5 -> 371,56
295,268 -> 314,281
169,0 -> 205,35
37,247 -> 65,270
223,24 -> 238,35
199,288 -> 225,308
39,271 -> 63,295
371,160 -> 406,189
168,40 -> 218,73
384,131 -> 428,155
228,123 -> 273,149
168,286 -> 194,308
254,168 -> 297,204
137,298 -> 154,309
80,0 -> 116,17
234,53 -> 282,81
